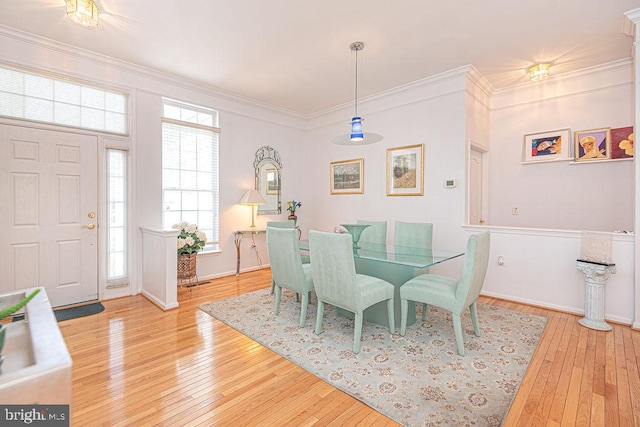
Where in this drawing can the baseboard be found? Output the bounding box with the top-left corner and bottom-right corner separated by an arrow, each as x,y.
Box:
480,290 -> 633,326
141,290 -> 179,311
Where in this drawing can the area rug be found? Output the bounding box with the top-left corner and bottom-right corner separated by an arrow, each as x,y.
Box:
199,289 -> 546,427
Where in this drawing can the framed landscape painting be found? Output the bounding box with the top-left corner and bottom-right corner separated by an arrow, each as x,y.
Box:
574,128 -> 611,161
523,129 -> 571,163
386,144 -> 424,196
330,158 -> 364,194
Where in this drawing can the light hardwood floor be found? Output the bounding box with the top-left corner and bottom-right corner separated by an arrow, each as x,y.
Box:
60,269 -> 640,426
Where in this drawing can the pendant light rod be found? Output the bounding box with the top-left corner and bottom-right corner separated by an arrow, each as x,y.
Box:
350,42 -> 364,117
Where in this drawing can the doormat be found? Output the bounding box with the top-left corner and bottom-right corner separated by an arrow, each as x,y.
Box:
13,302 -> 105,322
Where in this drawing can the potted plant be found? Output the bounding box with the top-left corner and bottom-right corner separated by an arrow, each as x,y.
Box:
0,288 -> 41,360
172,222 -> 207,280
287,200 -> 302,223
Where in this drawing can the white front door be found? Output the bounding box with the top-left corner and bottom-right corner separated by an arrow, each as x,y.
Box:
0,125 -> 98,307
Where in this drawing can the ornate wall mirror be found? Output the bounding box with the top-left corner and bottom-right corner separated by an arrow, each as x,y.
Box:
254,146 -> 282,215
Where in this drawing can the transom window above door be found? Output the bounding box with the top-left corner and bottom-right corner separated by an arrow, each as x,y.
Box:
0,63 -> 128,135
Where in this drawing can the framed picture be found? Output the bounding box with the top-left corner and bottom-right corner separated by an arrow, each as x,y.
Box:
265,168 -> 279,195
386,144 -> 424,196
610,126 -> 634,160
574,128 -> 611,161
330,158 -> 364,194
523,129 -> 571,163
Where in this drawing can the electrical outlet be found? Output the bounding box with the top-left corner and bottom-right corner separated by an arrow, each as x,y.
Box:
512,207 -> 518,215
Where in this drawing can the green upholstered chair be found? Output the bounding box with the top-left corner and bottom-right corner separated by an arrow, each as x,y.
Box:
356,220 -> 387,246
394,221 -> 433,317
267,220 -> 309,295
266,227 -> 314,327
309,230 -> 395,353
394,221 -> 433,249
400,231 -> 490,356
266,220 -> 296,228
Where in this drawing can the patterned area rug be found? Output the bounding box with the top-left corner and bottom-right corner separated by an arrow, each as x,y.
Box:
199,289 -> 547,427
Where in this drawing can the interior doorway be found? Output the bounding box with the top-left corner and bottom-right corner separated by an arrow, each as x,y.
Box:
469,146 -> 487,225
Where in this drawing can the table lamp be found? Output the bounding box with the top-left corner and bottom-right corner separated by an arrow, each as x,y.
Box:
238,189 -> 266,228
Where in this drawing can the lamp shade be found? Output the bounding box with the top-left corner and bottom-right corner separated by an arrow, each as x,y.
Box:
238,189 -> 266,206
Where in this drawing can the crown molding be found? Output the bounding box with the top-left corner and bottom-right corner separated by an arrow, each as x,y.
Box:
0,25 -> 307,121
308,65 -> 472,120
624,8 -> 640,26
493,58 -> 632,99
466,65 -> 495,98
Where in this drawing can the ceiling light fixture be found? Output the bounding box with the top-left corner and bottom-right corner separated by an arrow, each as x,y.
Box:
66,0 -> 100,28
529,63 -> 550,82
332,42 -> 383,146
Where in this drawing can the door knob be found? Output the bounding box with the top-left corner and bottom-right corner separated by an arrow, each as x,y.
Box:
83,223 -> 96,230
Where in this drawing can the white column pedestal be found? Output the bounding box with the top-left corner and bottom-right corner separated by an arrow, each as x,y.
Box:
576,260 -> 616,331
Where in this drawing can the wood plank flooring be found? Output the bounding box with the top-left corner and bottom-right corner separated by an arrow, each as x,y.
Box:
59,269 -> 640,426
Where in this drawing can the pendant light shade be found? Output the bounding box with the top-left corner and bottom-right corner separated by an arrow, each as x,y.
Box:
332,42 -> 383,146
350,116 -> 364,141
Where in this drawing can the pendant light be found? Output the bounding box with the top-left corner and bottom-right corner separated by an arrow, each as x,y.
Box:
332,42 -> 383,145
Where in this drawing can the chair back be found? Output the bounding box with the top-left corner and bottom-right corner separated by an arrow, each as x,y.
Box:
394,221 -> 433,249
455,232 -> 491,309
266,227 -> 311,293
266,220 -> 295,228
357,220 -> 387,245
309,230 -> 358,310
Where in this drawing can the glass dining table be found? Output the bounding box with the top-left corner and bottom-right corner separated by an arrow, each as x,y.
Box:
298,240 -> 464,328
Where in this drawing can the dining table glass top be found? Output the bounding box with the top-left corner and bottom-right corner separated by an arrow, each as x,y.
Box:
298,240 -> 464,269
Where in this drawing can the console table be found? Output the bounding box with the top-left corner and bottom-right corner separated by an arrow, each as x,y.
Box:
233,229 -> 266,276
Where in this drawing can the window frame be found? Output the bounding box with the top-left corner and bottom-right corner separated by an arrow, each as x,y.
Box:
161,98 -> 220,252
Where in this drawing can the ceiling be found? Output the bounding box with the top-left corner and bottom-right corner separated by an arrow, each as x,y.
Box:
0,1 -> 638,116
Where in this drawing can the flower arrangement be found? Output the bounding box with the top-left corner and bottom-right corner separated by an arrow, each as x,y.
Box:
287,200 -> 302,214
172,222 -> 207,256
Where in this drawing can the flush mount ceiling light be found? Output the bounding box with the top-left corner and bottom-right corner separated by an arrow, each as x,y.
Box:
529,63 -> 550,82
66,0 -> 100,28
332,42 -> 383,146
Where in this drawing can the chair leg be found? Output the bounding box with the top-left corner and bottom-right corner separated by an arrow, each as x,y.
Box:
400,299 -> 408,336
299,292 -> 309,328
386,299 -> 395,334
470,301 -> 481,337
295,292 -> 300,303
452,313 -> 465,356
422,303 -> 428,321
353,312 -> 363,354
274,285 -> 282,315
270,279 -> 275,294
315,301 -> 325,335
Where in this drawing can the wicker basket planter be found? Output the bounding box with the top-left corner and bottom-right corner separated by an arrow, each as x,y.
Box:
177,254 -> 197,280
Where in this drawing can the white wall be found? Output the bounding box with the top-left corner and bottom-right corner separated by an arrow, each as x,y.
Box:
488,60 -> 634,231
474,226 -> 635,324
304,68 -> 471,279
